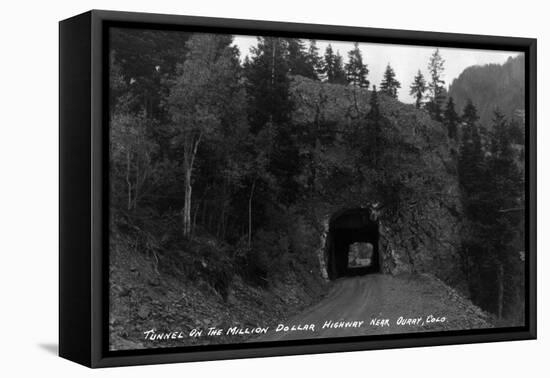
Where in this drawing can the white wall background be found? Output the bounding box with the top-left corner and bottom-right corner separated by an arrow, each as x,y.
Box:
0,0 -> 546,376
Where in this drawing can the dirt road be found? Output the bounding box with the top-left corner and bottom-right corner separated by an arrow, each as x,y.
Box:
257,274 -> 492,342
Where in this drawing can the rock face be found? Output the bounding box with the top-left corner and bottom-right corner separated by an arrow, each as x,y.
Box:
378,198 -> 462,284
370,155 -> 463,287
318,195 -> 463,289
373,95 -> 463,286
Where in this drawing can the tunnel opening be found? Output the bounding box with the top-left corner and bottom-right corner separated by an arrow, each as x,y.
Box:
326,208 -> 380,280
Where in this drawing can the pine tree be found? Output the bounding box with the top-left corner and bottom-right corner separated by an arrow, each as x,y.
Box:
485,109 -> 523,319
368,85 -> 380,119
487,110 -> 522,212
285,38 -> 316,79
462,99 -> 480,126
323,44 -> 335,82
459,107 -> 523,318
244,37 -> 302,204
306,40 -> 324,80
323,44 -> 347,84
443,97 -> 460,141
367,85 -> 383,169
333,52 -> 347,84
345,42 -> 369,88
409,70 -> 427,109
426,48 -> 446,120
244,37 -> 292,132
380,63 -> 401,98
458,99 -> 484,218
457,99 -> 485,307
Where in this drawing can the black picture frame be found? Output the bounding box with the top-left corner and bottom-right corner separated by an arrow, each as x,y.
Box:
59,9 -> 537,368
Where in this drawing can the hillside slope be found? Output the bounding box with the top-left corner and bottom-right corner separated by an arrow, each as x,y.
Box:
448,54 -> 525,127
109,228 -> 328,350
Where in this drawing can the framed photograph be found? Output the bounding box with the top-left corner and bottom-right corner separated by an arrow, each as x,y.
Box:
59,10 -> 536,368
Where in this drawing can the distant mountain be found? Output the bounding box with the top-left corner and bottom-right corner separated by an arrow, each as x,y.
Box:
448,55 -> 525,127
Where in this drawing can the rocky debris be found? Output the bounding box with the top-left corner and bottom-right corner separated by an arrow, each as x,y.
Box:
424,273 -> 493,327
109,238 -> 328,351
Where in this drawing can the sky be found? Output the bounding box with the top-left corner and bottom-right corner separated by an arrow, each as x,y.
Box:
232,35 -> 521,104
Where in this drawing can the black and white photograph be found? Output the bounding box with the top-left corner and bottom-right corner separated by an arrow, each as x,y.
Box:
1,0 -> 547,375
107,26 -> 528,351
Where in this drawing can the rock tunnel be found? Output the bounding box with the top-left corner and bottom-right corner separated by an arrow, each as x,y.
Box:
325,208 -> 380,280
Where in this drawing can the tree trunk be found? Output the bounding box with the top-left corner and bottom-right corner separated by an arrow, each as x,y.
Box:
217,180 -> 227,239
181,132 -> 202,238
133,155 -> 139,210
222,213 -> 228,240
271,38 -> 276,86
191,200 -> 200,237
497,261 -> 504,319
182,169 -> 192,237
248,178 -> 257,248
126,149 -> 132,211
219,202 -> 226,239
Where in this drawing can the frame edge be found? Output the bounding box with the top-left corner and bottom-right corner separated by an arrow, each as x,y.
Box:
59,11 -> 93,368
79,9 -> 537,368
